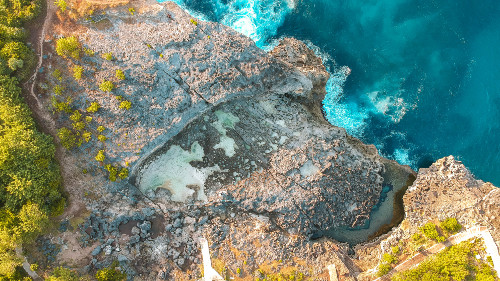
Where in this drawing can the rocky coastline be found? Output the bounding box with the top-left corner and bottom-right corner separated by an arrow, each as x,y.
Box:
28,1 -> 500,280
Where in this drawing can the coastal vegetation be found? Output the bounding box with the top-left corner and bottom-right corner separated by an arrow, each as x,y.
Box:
0,0 -> 64,278
392,239 -> 497,281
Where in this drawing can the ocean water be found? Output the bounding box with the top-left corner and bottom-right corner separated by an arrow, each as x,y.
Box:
161,0 -> 500,187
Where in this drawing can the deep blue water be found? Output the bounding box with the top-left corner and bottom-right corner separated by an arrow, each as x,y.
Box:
160,0 -> 500,186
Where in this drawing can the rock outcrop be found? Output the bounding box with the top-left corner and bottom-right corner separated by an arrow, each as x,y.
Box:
37,1 -> 499,280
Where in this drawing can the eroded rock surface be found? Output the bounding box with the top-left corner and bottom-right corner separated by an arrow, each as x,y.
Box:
38,1 -> 499,280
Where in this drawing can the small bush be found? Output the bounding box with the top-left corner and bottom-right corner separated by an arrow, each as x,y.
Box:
87,102 -> 100,113
98,135 -> 107,142
85,116 -> 92,123
105,164 -> 118,182
52,97 -> 72,113
84,48 -> 95,56
115,69 -> 125,80
97,125 -> 105,133
118,168 -> 128,180
73,65 -> 83,80
190,19 -> 198,26
128,7 -> 135,15
95,261 -> 126,281
119,100 -> 131,110
440,218 -> 462,234
58,127 -> 77,149
102,52 -> 114,61
56,36 -> 81,59
69,110 -> 81,122
47,266 -> 79,281
52,69 -> 62,80
99,80 -> 114,92
421,222 -> 444,242
382,253 -> 397,264
391,246 -> 400,255
95,150 -> 105,162
377,262 -> 391,277
72,121 -> 85,131
53,85 -> 64,95
82,131 -> 92,143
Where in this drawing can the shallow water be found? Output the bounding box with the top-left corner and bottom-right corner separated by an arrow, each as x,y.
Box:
158,0 -> 500,243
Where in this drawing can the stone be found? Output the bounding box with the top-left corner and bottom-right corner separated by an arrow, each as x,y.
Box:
91,245 -> 102,256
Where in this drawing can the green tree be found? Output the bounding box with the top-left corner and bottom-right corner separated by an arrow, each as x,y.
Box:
56,36 -> 81,59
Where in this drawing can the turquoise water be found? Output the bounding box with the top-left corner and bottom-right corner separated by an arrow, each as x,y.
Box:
160,0 -> 500,187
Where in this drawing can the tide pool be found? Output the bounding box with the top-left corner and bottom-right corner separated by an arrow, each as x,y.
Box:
163,0 -> 500,188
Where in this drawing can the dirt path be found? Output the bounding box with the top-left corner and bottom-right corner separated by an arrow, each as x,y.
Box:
374,226 -> 500,281
24,0 -> 58,134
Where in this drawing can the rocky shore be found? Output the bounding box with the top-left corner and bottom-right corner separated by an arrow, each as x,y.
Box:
29,1 -> 500,280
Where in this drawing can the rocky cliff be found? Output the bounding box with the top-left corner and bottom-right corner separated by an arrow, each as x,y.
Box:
32,1 -> 499,280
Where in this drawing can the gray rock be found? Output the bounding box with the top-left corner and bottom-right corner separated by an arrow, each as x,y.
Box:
91,245 -> 102,256
118,254 -> 128,263
131,226 -> 140,235
139,221 -> 151,233
173,218 -> 183,228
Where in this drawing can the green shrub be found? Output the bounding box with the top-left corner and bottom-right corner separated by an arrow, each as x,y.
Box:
84,48 -> 95,57
128,7 -> 135,15
391,246 -> 400,255
52,97 -> 72,113
72,121 -> 85,131
85,116 -> 92,123
382,253 -> 397,264
54,0 -> 67,13
47,266 -> 79,281
87,102 -> 100,113
73,65 -> 83,80
95,150 -> 105,162
190,19 -> 198,26
119,100 -> 131,110
378,262 -> 391,277
69,110 -> 81,122
440,218 -> 462,234
115,69 -> 125,80
56,36 -> 81,59
391,240 -> 495,281
97,125 -> 105,132
102,52 -> 114,61
57,127 -> 77,149
99,80 -> 114,92
52,69 -> 62,80
82,131 -> 92,143
54,85 -> 64,95
420,222 -> 444,242
95,261 -> 126,281
98,135 -> 107,142
105,165 -> 118,182
118,168 -> 128,180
